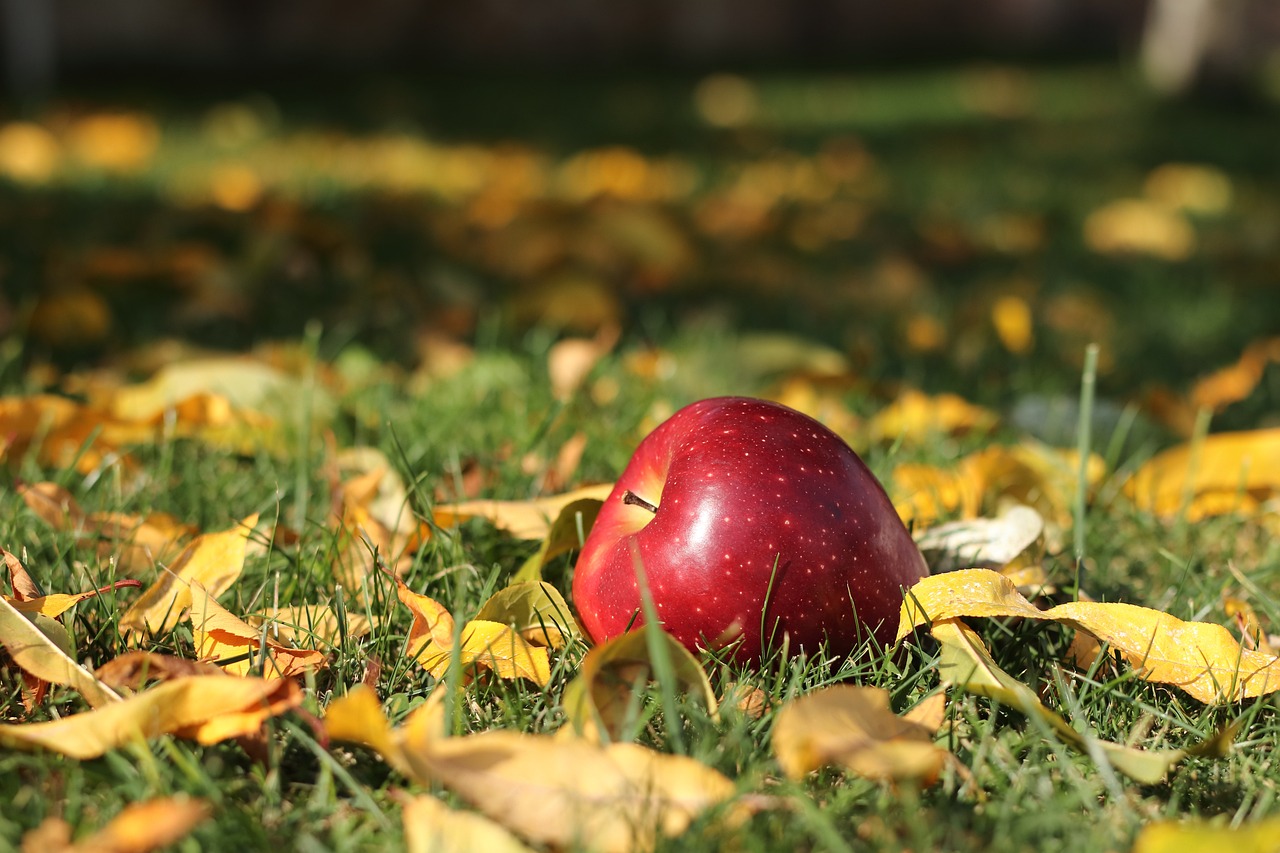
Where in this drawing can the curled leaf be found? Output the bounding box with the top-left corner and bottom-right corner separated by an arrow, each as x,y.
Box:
900,568 -> 1280,703
510,497 -> 602,583
474,581 -> 579,648
119,513 -> 259,638
189,584 -> 327,678
0,593 -> 121,708
932,619 -> 1234,784
562,628 -> 718,743
395,578 -> 551,686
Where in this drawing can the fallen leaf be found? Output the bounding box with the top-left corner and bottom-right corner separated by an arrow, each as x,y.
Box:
772,685 -> 947,783
326,686 -> 735,853
1125,429 -> 1280,520
892,442 -> 1104,532
21,797 -> 212,853
913,503 -> 1047,583
510,496 -> 602,583
474,581 -> 579,648
1143,163 -> 1233,215
189,584 -> 327,678
402,795 -> 534,853
0,592 -> 122,709
548,325 -> 620,401
931,619 -> 1230,783
435,483 -> 613,540
1224,594 -> 1274,655
867,389 -> 998,445
1083,198 -> 1194,260
20,482 -> 194,572
1132,816 -> 1280,853
900,569 -> 1280,703
991,294 -> 1034,355
95,651 -> 223,690
1189,337 -> 1280,413
0,675 -> 301,758
562,629 -> 718,743
119,513 -> 259,638
395,578 -> 551,686
249,604 -> 372,649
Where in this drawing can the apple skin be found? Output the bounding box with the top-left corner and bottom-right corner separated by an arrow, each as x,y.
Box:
572,396 -> 928,664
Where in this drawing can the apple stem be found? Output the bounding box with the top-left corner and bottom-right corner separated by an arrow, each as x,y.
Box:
622,490 -> 658,514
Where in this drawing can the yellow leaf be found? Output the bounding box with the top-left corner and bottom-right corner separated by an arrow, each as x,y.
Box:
900,569 -> 1280,703
395,578 -> 550,686
21,797 -> 212,853
563,628 -> 718,743
991,294 -> 1034,355
0,121 -> 60,184
931,619 -> 1229,783
474,581 -> 579,648
891,441 -> 1104,532
1083,197 -> 1194,260
435,483 -> 614,540
1133,817 -> 1280,853
0,675 -> 301,758
109,357 -> 296,422
402,795 -> 533,853
1125,429 -> 1280,519
772,685 -> 946,783
510,497 -> 602,584
327,687 -> 736,852
189,584 -> 327,679
119,513 -> 259,638
867,389 -> 998,445
1143,163 -> 1233,215
0,593 -> 121,708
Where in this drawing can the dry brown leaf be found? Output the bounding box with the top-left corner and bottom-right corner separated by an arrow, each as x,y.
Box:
435,483 -> 614,540
21,797 -> 212,853
95,651 -> 223,690
772,685 -> 946,783
900,569 -> 1280,703
189,584 -> 327,678
867,389 -> 998,445
402,795 -> 534,853
1126,429 -> 1280,520
395,577 -> 550,686
325,686 -> 735,853
119,513 -> 259,638
0,675 -> 301,758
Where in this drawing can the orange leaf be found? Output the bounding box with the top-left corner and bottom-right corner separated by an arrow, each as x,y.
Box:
189,584 -> 327,679
21,797 -> 212,853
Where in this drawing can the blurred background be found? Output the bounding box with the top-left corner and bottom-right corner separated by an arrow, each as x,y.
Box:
1,0 -> 1279,431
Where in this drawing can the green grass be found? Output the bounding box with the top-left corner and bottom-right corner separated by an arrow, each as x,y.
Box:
3,60 -> 1280,850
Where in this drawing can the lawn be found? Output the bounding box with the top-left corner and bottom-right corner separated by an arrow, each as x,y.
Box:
1,61 -> 1279,851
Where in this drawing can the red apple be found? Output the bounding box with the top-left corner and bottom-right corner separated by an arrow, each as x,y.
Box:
572,396 -> 928,664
